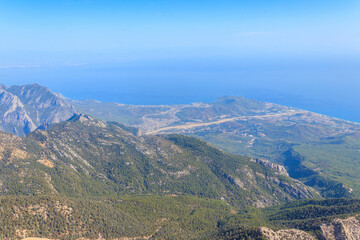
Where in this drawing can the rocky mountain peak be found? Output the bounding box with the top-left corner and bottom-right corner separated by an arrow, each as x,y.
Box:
67,113 -> 106,128
0,83 -> 77,136
67,113 -> 94,121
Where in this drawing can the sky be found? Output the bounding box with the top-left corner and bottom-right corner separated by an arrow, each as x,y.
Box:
0,0 -> 359,66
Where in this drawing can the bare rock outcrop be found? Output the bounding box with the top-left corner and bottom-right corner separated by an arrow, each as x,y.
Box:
260,227 -> 316,240
261,216 -> 360,240
0,84 -> 76,136
253,158 -> 289,177
320,216 -> 360,240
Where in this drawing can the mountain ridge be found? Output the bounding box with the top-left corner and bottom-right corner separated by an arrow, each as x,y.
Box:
0,83 -> 76,136
0,112 -> 319,207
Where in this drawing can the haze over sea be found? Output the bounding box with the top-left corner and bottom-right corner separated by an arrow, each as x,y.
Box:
1,56 -> 359,123
1,1 -> 359,122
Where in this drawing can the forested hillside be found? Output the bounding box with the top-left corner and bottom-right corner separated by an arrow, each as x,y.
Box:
1,195 -> 359,239
0,114 -> 318,208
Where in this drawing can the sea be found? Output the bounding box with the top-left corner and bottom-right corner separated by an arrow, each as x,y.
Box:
0,57 -> 359,123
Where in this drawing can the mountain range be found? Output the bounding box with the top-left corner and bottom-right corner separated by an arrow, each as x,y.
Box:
0,113 -> 317,207
0,83 -> 359,239
1,83 -> 359,198
1,112 -> 359,240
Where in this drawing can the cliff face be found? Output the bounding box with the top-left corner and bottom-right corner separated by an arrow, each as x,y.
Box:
320,216 -> 360,240
0,89 -> 36,135
261,216 -> 360,240
0,84 -> 76,136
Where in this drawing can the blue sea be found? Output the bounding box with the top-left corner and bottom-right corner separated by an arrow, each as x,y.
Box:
1,57 -> 359,123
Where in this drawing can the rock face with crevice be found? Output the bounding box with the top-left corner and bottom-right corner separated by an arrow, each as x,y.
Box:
261,216 -> 360,240
320,216 -> 360,240
0,84 -> 76,136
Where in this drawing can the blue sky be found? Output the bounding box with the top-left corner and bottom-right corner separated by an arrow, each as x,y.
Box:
1,0 -> 359,66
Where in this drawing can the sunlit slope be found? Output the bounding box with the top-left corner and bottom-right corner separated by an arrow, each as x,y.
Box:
1,195 -> 359,240
0,114 -> 318,208
0,195 -> 232,240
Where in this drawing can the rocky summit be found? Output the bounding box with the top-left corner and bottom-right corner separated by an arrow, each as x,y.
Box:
0,84 -> 76,136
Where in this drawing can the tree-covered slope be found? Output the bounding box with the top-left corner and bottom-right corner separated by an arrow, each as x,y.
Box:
0,195 -> 232,240
1,195 -> 359,240
0,114 -> 318,208
287,133 -> 360,197
216,198 -> 360,240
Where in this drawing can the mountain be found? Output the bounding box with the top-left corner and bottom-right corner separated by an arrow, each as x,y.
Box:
0,84 -> 76,136
0,83 -> 358,198
0,113 -> 318,208
72,96 -> 360,198
1,114 -> 360,240
0,84 -> 359,239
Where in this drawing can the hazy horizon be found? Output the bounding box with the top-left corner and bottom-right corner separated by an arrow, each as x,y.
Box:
1,0 -> 359,122
1,56 -> 359,123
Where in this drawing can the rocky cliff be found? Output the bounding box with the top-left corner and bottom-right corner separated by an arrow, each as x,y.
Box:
260,227 -> 316,240
0,84 -> 76,136
260,215 -> 360,240
320,216 -> 360,240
